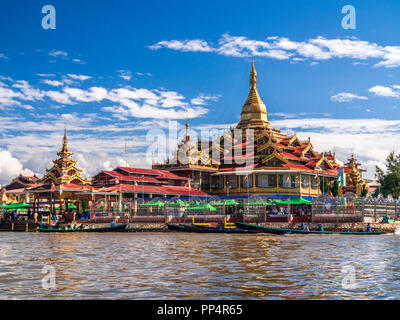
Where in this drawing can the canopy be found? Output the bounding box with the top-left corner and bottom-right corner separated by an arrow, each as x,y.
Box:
167,199 -> 189,207
210,199 -> 238,206
140,200 -> 165,207
224,199 -> 238,206
272,197 -> 312,205
188,203 -> 217,211
289,197 -> 312,205
243,199 -> 271,206
3,202 -> 33,211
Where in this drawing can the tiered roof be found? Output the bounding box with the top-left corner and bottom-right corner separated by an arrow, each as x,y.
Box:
41,129 -> 91,185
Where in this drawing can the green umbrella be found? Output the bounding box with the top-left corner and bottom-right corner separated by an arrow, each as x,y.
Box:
224,199 -> 238,206
4,202 -> 32,210
209,200 -> 224,206
243,199 -> 270,206
272,199 -> 287,205
140,200 -> 165,207
188,203 -> 217,211
289,197 -> 312,205
168,199 -> 189,207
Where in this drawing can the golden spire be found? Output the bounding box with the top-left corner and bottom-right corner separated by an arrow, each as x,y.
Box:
57,126 -> 73,158
237,58 -> 270,129
250,56 -> 257,88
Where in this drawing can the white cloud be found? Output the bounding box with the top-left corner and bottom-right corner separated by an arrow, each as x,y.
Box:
0,53 -> 9,60
330,92 -> 368,102
190,94 -> 221,105
41,79 -> 64,87
37,73 -> 56,77
148,39 -> 214,52
71,58 -> 85,64
149,33 -> 400,68
49,50 -> 68,58
0,149 -> 33,185
67,74 -> 91,81
369,85 -> 400,98
117,70 -> 132,81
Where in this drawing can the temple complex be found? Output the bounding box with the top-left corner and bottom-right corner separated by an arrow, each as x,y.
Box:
154,59 -> 369,198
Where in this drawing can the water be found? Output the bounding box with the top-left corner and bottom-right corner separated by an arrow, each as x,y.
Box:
1,232 -> 400,299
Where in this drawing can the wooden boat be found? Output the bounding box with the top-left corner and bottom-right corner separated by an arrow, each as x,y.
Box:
167,223 -> 259,234
235,222 -> 386,235
37,223 -> 127,232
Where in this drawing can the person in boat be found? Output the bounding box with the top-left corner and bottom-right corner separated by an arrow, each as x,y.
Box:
366,223 -> 372,232
110,219 -> 116,227
317,224 -> 324,232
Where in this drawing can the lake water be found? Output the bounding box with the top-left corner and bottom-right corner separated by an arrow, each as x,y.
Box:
1,232 -> 400,299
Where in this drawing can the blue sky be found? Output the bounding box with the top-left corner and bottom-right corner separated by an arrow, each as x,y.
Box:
1,0 -> 400,184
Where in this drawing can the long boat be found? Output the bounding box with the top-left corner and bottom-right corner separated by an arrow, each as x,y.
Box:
37,223 -> 127,232
167,224 -> 260,234
234,222 -> 386,235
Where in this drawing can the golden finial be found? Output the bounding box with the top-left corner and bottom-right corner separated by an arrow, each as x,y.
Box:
250,55 -> 257,89
63,125 -> 67,145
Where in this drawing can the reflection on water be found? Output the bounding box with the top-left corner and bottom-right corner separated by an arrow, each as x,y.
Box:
0,232 -> 399,299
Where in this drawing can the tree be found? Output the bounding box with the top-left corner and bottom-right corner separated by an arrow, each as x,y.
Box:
375,151 -> 400,198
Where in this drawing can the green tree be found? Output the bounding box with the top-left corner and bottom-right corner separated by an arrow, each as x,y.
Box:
329,180 -> 339,197
375,151 -> 400,198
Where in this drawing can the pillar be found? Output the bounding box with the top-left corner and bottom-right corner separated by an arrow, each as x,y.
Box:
118,191 -> 122,215
91,193 -> 95,218
134,193 -> 138,216
59,196 -> 63,215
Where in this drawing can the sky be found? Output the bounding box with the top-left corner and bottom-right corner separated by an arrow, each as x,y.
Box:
1,0 -> 400,184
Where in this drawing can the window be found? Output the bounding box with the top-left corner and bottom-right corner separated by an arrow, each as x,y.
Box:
226,175 -> 238,189
278,174 -> 291,188
241,175 -> 253,188
201,173 -> 210,189
301,175 -> 309,188
212,176 -> 224,189
256,174 -> 277,188
311,175 -> 319,189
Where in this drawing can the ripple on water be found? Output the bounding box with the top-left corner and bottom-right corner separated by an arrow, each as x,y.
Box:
0,232 -> 399,299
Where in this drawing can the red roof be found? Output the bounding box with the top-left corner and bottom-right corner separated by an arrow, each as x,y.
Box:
156,172 -> 188,180
222,152 -> 255,161
117,167 -> 162,176
96,169 -> 186,182
104,184 -> 207,196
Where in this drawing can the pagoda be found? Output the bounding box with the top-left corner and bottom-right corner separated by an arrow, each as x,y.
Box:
41,128 -> 91,185
154,59 -> 371,198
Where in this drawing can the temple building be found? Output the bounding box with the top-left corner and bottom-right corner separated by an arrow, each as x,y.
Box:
152,120 -> 219,191
24,129 -> 207,220
92,166 -> 207,197
340,155 -> 369,196
154,59 -> 368,198
3,174 -> 41,203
